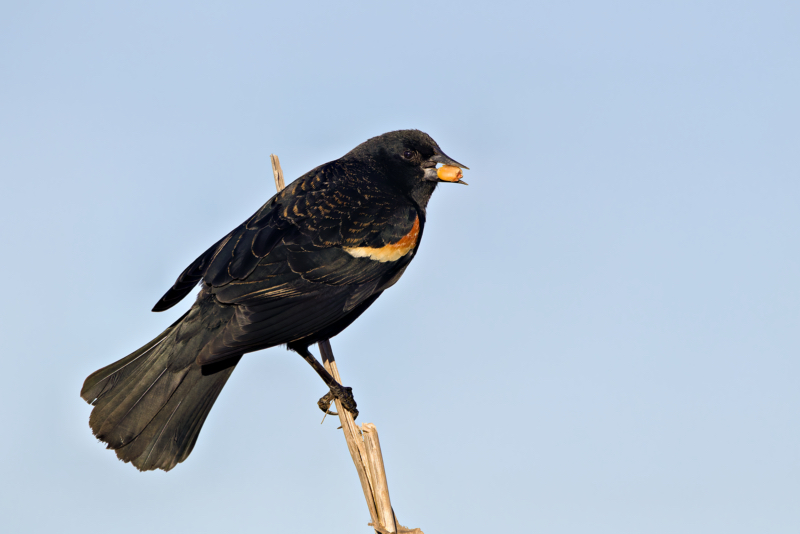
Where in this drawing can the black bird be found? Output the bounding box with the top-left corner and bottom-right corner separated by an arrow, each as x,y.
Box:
80,129 -> 467,471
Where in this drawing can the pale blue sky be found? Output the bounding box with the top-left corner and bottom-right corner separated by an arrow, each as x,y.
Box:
1,1 -> 799,533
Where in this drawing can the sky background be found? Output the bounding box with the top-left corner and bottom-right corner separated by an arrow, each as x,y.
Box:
1,1 -> 799,533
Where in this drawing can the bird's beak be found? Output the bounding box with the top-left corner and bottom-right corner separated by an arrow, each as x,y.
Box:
425,151 -> 469,185
429,152 -> 469,170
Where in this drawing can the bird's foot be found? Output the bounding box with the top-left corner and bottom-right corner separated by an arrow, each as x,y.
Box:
318,383 -> 358,419
318,391 -> 338,416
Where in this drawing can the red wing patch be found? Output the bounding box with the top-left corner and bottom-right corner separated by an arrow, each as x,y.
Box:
343,216 -> 420,262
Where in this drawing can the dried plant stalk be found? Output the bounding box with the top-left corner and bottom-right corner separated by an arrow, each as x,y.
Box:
270,154 -> 285,191
270,154 -> 422,534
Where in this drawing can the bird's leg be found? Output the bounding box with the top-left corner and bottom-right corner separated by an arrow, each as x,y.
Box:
292,345 -> 359,419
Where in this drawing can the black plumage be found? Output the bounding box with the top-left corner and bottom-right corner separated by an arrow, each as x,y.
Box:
80,129 -> 467,471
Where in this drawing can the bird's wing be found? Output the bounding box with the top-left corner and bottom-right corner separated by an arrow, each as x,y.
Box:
153,160 -> 419,311
152,160 -> 422,364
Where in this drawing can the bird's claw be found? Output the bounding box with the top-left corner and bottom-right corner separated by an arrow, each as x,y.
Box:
317,383 -> 358,419
317,391 -> 338,416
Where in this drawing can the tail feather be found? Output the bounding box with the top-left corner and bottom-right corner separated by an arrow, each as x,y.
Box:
93,360 -> 190,448
81,299 -> 240,471
113,357 -> 239,471
81,316 -> 181,405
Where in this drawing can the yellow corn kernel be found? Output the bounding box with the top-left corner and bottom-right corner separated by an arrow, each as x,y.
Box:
437,165 -> 463,182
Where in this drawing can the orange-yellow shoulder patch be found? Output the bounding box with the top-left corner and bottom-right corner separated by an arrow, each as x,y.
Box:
343,216 -> 420,262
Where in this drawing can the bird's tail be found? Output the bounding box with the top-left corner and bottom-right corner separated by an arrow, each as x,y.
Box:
80,300 -> 239,471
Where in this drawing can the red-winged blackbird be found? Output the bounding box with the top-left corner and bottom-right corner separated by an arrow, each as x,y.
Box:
80,130 -> 467,471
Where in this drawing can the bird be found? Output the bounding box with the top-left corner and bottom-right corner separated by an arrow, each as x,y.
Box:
80,129 -> 467,472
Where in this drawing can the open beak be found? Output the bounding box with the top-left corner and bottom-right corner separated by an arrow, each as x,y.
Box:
426,152 -> 469,185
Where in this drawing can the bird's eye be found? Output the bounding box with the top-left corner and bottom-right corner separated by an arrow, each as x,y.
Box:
402,150 -> 414,159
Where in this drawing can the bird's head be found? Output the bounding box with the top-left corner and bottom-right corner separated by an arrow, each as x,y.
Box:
345,129 -> 468,208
